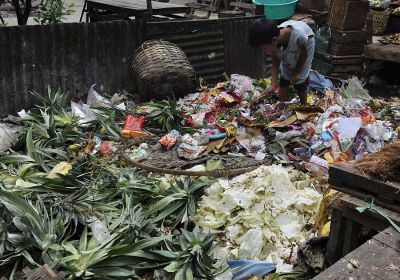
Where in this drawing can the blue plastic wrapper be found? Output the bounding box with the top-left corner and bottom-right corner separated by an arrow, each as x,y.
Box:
228,260 -> 276,280
309,70 -> 335,93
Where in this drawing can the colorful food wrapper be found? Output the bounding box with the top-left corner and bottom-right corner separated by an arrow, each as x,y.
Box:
159,130 -> 180,149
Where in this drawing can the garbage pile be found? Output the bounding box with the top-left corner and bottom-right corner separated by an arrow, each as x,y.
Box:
138,73 -> 398,175
0,73 -> 398,280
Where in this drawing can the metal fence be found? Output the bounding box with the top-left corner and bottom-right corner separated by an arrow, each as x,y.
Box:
0,16 -> 264,115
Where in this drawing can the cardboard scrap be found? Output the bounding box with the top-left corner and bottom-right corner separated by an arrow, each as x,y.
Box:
268,115 -> 298,128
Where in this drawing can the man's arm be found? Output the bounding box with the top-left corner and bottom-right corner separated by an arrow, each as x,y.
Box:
291,44 -> 308,83
270,55 -> 280,89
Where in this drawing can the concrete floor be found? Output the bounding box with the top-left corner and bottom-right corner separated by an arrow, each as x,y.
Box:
0,0 -> 218,26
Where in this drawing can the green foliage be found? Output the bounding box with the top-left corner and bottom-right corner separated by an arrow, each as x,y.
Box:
33,0 -> 74,24
145,177 -> 208,229
142,97 -> 183,132
158,229 -> 228,279
0,88 -> 226,279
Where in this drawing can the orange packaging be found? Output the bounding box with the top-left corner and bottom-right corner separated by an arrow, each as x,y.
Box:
358,107 -> 376,125
121,115 -> 146,138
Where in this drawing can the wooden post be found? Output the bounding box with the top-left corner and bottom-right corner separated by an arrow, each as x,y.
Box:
146,0 -> 153,16
326,207 -> 347,265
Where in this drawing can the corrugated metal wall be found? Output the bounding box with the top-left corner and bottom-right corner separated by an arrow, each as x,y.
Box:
148,23 -> 225,83
222,17 -> 265,78
0,17 -> 264,115
0,21 -> 136,114
148,16 -> 265,83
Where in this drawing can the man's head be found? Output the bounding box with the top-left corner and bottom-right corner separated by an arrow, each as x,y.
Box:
249,18 -> 280,54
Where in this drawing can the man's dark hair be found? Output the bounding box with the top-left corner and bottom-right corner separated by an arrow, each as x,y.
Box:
249,18 -> 280,48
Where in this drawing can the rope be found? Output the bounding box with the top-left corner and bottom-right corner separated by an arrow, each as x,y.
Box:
123,156 -> 268,178
356,196 -> 400,233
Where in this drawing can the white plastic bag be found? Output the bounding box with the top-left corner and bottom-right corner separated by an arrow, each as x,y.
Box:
88,218 -> 110,244
71,101 -> 97,125
87,84 -> 126,110
238,228 -> 264,259
342,77 -> 371,100
87,84 -> 111,108
228,74 -> 254,96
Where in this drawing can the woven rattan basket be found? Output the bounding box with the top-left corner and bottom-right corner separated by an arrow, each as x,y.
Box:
298,0 -> 331,12
372,10 -> 390,35
298,0 -> 331,25
132,40 -> 195,100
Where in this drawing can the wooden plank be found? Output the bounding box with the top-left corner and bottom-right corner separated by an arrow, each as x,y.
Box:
330,58 -> 364,65
331,29 -> 368,43
24,265 -> 65,280
328,54 -> 364,60
329,162 -> 400,202
314,52 -> 364,65
340,195 -> 400,227
314,227 -> 400,280
326,207 -> 347,265
312,258 -> 383,279
373,227 -> 400,252
344,239 -> 400,280
329,41 -> 366,56
185,2 -> 218,12
333,184 -> 400,213
333,64 -> 364,73
87,0 -> 189,16
364,43 -> 400,63
342,219 -> 362,256
218,10 -> 246,18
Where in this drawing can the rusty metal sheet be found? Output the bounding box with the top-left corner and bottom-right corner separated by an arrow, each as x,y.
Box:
0,21 -> 136,115
0,17 -> 265,115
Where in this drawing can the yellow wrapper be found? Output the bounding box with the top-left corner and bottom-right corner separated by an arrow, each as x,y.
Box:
47,162 -> 73,179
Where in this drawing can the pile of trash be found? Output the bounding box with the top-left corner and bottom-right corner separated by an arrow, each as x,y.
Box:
136,73 -> 398,175
0,72 -> 398,280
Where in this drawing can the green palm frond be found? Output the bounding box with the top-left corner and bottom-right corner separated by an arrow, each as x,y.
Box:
145,177 -> 208,228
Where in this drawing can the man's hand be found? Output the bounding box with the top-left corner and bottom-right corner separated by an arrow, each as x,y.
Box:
263,84 -> 276,95
291,73 -> 300,84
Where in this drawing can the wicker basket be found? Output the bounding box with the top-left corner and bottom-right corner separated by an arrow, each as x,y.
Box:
131,40 -> 195,100
298,0 -> 331,12
298,0 -> 331,25
372,10 -> 390,35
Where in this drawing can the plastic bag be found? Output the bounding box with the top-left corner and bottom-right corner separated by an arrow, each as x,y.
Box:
364,121 -> 394,141
88,218 -> 110,245
0,124 -> 18,152
227,260 -> 276,280
227,74 -> 254,96
238,228 -> 264,259
87,84 -> 111,108
177,143 -> 206,160
71,101 -> 97,125
87,84 -> 126,110
309,70 -> 335,93
341,77 -> 372,100
130,143 -> 148,161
